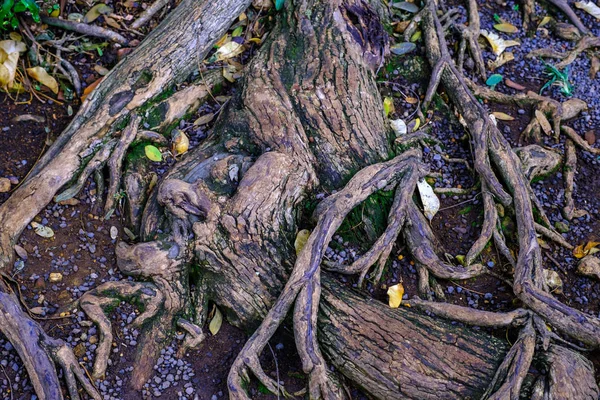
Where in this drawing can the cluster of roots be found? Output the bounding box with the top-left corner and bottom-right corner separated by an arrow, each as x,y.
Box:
0,0 -> 600,399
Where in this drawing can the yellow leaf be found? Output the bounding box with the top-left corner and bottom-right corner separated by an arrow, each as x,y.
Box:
455,255 -> 465,265
294,229 -> 311,255
494,23 -> 518,33
209,306 -> 223,335
215,34 -> 230,48
538,16 -> 552,28
171,129 -> 189,156
535,110 -> 552,135
84,4 -> 112,23
412,118 -> 420,131
573,244 -> 586,258
27,67 -> 59,94
383,97 -> 394,117
583,241 -> 600,253
492,111 -> 514,121
387,283 -> 404,308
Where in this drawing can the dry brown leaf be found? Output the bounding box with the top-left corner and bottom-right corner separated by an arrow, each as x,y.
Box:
405,96 -> 418,104
505,78 -> 526,91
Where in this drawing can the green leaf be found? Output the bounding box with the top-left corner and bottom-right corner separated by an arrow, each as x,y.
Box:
486,74 -> 503,88
144,145 -> 162,162
231,26 -> 243,37
275,0 -> 284,10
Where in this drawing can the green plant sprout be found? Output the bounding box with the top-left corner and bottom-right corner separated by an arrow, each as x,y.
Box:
540,60 -> 573,97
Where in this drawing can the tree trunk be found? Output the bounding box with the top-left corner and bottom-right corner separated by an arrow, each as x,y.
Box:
0,0 -> 598,399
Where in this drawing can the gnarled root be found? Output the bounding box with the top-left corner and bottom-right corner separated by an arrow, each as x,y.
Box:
0,280 -> 101,400
228,150 -> 424,399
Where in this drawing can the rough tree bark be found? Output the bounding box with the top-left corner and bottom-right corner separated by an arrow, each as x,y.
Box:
0,0 -> 598,399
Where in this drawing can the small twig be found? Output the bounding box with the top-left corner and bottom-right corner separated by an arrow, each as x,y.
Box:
267,343 -> 281,400
131,0 -> 170,29
41,16 -> 129,45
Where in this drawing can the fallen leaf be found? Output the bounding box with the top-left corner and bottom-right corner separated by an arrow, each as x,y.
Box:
123,227 -> 137,240
27,67 -> 59,94
81,78 -> 103,101
171,129 -> 189,156
193,113 -> 215,126
492,111 -> 514,121
30,307 -> 45,315
110,226 -> 118,240
31,222 -> 54,238
294,229 -> 311,255
49,272 -> 63,282
209,306 -> 223,335
417,177 -> 440,221
0,40 -> 27,90
494,23 -> 518,33
12,114 -> 45,123
585,130 -> 596,145
215,41 -> 244,61
535,110 -> 552,135
543,269 -> 563,293
575,1 -> 600,19
67,13 -> 84,22
411,118 -> 420,131
538,16 -> 553,27
144,145 -> 162,162
231,26 -> 244,37
14,244 -> 28,260
394,20 -> 410,33
480,30 -> 520,56
84,4 -> 112,23
505,78 -> 526,90
390,119 -> 407,136
392,2 -> 420,12
410,30 -> 422,42
383,97 -> 394,117
94,65 -> 110,76
252,0 -> 273,9
488,52 -> 514,70
486,74 -> 503,88
405,96 -> 418,104
390,42 -> 416,56
455,255 -> 465,265
387,283 -> 404,308
574,241 -> 600,258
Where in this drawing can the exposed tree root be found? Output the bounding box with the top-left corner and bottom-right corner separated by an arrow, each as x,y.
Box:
0,280 -> 101,400
228,150 -> 424,399
528,35 -> 600,69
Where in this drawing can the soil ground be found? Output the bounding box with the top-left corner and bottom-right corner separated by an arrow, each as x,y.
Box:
1,0 -> 600,398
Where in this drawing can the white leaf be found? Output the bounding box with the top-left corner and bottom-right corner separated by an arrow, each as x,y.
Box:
215,42 -> 244,61
31,222 -> 55,238
110,226 -> 118,240
417,178 -> 440,221
575,1 -> 600,19
390,119 -> 407,137
480,30 -> 520,57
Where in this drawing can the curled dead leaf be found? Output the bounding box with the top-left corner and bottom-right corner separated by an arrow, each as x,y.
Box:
27,67 -> 59,94
387,283 -> 404,308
